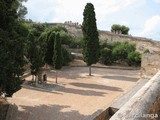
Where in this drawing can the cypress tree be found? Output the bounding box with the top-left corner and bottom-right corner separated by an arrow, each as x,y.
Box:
82,3 -> 100,76
27,32 -> 47,85
38,32 -> 47,58
45,32 -> 55,65
27,32 -> 36,81
0,0 -> 28,96
53,33 -> 63,83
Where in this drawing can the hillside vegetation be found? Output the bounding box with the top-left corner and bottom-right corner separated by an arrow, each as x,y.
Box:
44,22 -> 160,53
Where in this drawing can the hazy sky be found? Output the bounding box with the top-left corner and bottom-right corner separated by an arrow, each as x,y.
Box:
24,0 -> 160,41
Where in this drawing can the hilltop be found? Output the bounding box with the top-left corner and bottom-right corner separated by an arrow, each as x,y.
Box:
45,21 -> 160,53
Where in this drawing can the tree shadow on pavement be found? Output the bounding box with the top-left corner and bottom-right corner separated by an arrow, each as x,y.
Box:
22,84 -> 62,95
103,75 -> 139,82
47,69 -> 87,80
70,83 -> 123,92
22,82 -> 107,97
46,66 -> 140,82
55,85 -> 107,96
13,104 -> 103,120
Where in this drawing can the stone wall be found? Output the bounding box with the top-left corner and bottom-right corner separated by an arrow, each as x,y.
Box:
97,30 -> 160,53
93,107 -> 118,120
148,95 -> 160,120
0,97 -> 9,120
141,51 -> 160,78
110,71 -> 160,120
5,103 -> 18,120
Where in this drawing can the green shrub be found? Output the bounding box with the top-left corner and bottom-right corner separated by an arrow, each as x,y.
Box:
51,25 -> 68,33
127,51 -> 141,66
112,42 -> 136,61
74,37 -> 83,48
100,41 -> 108,49
29,23 -> 46,37
59,32 -> 82,48
100,41 -> 121,50
99,48 -> 113,65
99,41 -> 140,66
69,38 -> 82,48
107,41 -> 121,49
46,26 -> 82,49
143,49 -> 150,53
60,31 -> 72,45
62,46 -> 74,65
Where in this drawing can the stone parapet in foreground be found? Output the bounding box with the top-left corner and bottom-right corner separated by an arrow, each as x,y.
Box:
110,71 -> 160,120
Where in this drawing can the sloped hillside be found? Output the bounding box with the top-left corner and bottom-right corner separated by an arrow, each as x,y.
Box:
47,22 -> 160,52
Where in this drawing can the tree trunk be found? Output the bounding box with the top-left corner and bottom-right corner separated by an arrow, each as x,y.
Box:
45,63 -> 47,69
35,75 -> 38,86
56,70 -> 58,83
45,64 -> 47,83
32,75 -> 34,81
89,65 -> 91,76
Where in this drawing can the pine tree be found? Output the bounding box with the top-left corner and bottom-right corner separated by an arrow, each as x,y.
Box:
82,3 -> 100,76
53,33 -> 63,83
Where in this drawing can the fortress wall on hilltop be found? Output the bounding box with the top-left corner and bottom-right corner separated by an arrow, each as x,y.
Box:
98,30 -> 160,52
63,23 -> 160,52
47,22 -> 160,52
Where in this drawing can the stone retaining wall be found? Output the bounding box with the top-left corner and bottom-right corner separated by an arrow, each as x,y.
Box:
5,103 -> 18,120
0,97 -> 9,120
110,70 -> 160,120
93,107 -> 118,120
148,95 -> 160,120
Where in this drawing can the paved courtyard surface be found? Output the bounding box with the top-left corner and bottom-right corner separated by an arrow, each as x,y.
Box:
8,66 -> 140,120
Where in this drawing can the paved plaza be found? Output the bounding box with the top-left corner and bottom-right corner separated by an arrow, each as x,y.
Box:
8,66 -> 140,120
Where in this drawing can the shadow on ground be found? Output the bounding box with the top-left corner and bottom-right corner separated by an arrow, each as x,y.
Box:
22,83 -> 108,97
102,75 -> 139,82
55,85 -> 108,96
13,104 -> 103,120
45,67 -> 140,82
70,83 -> 123,92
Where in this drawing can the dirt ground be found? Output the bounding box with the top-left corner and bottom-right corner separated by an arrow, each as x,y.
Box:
8,65 -> 140,120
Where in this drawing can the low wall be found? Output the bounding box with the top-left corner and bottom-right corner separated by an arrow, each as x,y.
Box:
93,107 -> 118,120
0,97 -> 9,120
5,103 -> 18,120
149,95 -> 160,119
110,70 -> 160,120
